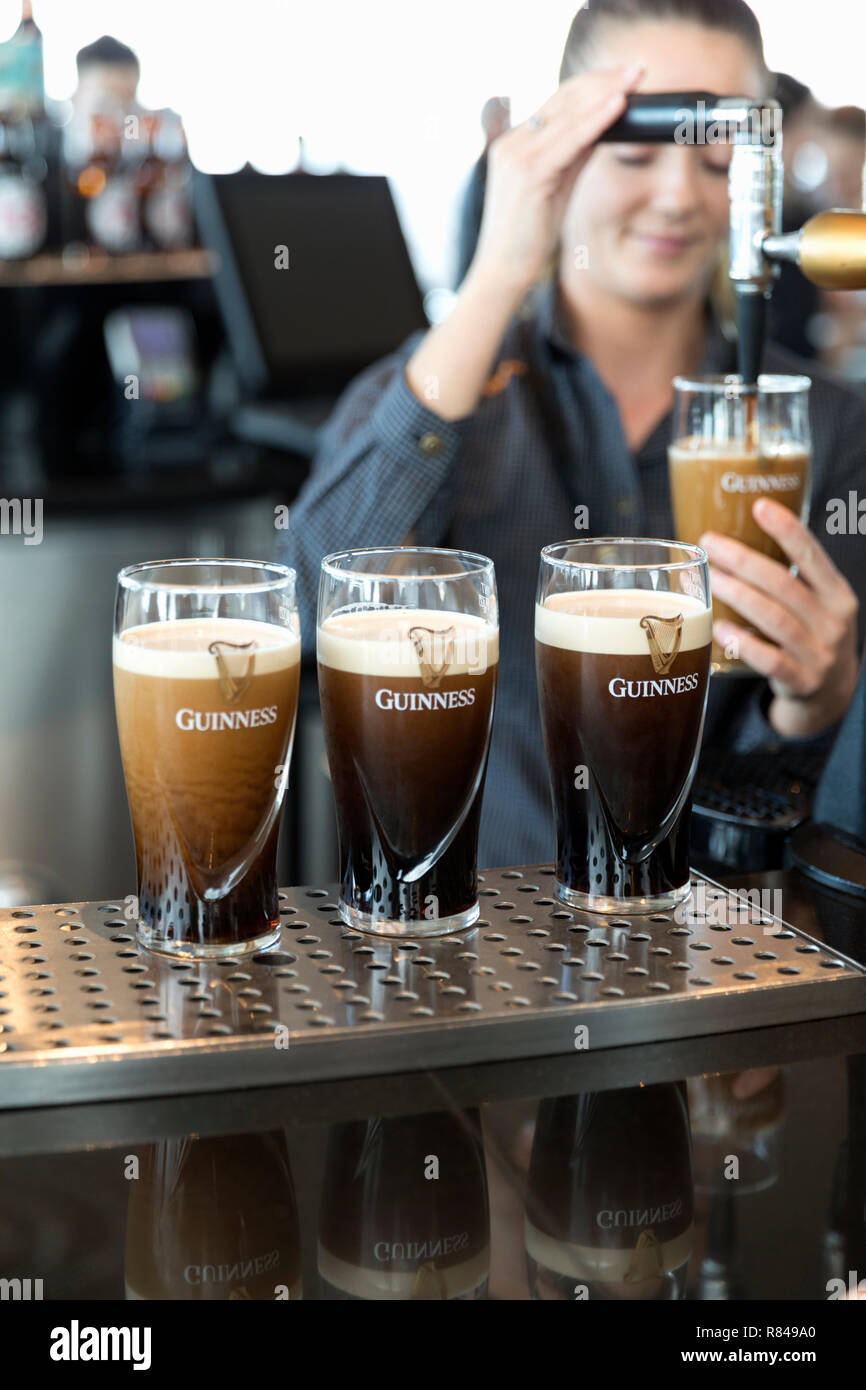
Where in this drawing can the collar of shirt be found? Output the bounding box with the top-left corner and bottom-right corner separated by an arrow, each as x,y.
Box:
532,277 -> 737,456
534,277 -> 736,372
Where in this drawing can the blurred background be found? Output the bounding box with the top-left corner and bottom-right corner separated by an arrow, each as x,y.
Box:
0,0 -> 863,907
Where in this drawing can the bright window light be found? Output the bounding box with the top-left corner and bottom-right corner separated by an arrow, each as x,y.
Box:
15,0 -> 865,285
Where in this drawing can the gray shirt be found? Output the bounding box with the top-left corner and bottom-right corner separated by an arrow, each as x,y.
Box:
276,281 -> 866,868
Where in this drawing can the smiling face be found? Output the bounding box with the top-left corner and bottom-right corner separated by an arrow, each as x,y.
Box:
561,19 -> 768,309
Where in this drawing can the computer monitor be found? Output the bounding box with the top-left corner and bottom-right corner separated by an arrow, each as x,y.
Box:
195,169 -> 429,400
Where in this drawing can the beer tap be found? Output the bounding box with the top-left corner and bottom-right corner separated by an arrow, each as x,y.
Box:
600,93 -> 866,385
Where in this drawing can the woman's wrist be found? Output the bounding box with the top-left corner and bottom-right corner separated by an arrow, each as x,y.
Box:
405,266 -> 525,419
460,258 -> 534,316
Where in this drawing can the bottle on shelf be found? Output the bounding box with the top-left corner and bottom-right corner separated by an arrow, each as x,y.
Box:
63,97 -> 141,257
0,110 -> 46,259
141,108 -> 193,251
0,1 -> 44,121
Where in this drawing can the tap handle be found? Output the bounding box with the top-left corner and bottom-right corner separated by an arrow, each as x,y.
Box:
599,91 -> 717,142
599,92 -> 776,144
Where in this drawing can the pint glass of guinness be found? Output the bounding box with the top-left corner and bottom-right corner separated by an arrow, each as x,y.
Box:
125,1131 -> 302,1300
318,547 -> 498,937
318,1110 -> 489,1299
536,539 -> 711,914
525,1084 -> 694,1301
668,374 -> 811,674
113,559 -> 301,958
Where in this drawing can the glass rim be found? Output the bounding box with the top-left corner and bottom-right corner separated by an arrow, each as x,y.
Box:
672,372 -> 812,395
320,545 -> 495,582
540,537 -> 708,573
117,558 -> 296,595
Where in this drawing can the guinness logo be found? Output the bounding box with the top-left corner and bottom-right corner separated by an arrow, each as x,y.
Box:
409,625 -> 455,689
208,640 -> 257,702
624,1229 -> 664,1285
411,1261 -> 449,1300
640,614 -> 683,675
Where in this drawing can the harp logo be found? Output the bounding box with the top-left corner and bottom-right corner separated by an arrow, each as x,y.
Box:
209,639 -> 257,702
410,625 -> 455,689
640,614 -> 683,675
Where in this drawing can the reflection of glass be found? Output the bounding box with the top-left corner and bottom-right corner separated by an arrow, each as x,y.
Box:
669,375 -> 812,675
525,1084 -> 694,1301
318,1110 -> 489,1300
124,1131 -> 302,1299
535,540 -> 711,914
318,548 -> 498,938
113,559 -> 301,959
687,1070 -> 786,1196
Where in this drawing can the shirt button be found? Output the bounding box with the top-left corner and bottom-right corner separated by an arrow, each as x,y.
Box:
616,498 -> 632,514
418,431 -> 444,457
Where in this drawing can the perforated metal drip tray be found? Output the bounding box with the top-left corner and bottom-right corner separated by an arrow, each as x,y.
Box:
1,867 -> 865,1109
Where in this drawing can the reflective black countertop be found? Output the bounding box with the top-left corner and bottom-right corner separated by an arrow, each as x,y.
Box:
2,867 -> 865,1306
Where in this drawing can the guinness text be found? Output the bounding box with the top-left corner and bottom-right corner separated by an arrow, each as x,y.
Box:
609,674 -> 700,698
175,705 -> 279,731
720,471 -> 801,494
374,688 -> 476,711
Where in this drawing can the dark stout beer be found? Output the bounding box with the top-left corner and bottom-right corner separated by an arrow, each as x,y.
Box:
318,608 -> 498,931
526,1084 -> 694,1300
535,589 -> 711,907
114,617 -> 300,952
318,1110 -> 489,1299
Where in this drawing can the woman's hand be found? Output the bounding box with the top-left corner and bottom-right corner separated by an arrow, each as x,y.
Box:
701,498 -> 860,739
468,63 -> 645,299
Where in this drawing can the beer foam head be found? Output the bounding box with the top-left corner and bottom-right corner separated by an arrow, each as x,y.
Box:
535,589 -> 711,655
113,617 -> 300,678
317,607 -> 498,677
669,439 -> 809,462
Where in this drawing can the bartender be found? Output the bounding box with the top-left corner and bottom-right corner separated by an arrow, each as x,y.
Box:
277,0 -> 866,868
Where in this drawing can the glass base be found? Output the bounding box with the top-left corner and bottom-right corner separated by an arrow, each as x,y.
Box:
136,919 -> 281,960
554,878 -> 691,916
338,898 -> 479,939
